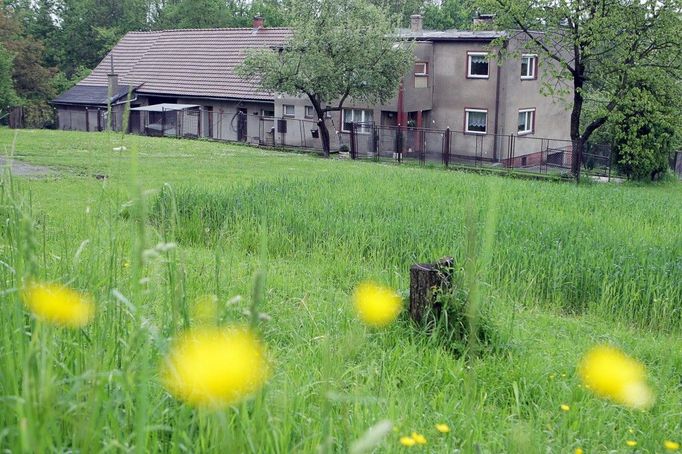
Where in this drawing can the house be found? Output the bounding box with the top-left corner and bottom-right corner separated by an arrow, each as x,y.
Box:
51,17 -> 290,142
51,15 -> 571,165
275,15 -> 572,164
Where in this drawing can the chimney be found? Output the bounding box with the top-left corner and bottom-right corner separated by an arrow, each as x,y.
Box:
108,54 -> 118,97
410,14 -> 423,33
253,16 -> 264,30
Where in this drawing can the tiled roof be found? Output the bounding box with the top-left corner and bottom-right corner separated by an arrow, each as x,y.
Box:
78,28 -> 292,101
52,84 -> 133,106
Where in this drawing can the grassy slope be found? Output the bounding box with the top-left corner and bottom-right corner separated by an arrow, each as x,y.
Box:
1,128 -> 681,453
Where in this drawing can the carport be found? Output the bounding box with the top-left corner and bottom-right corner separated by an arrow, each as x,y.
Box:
130,103 -> 201,138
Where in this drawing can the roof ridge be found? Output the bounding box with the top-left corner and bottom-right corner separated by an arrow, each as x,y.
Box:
127,27 -> 292,34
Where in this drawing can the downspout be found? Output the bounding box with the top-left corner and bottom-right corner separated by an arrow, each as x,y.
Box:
493,40 -> 507,162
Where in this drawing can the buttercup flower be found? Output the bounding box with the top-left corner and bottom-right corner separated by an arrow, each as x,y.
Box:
21,282 -> 95,328
435,423 -> 450,433
560,404 -> 570,412
575,448 -> 584,454
161,326 -> 270,408
626,440 -> 637,447
352,281 -> 402,327
578,345 -> 654,410
665,440 -> 680,451
411,432 -> 426,444
399,436 -> 416,447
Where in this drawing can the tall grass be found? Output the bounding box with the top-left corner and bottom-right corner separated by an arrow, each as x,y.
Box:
149,175 -> 682,332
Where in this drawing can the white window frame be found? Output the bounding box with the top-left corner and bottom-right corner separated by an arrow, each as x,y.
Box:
521,54 -> 537,80
283,104 -> 295,117
467,52 -> 489,79
342,108 -> 373,133
465,108 -> 488,134
518,108 -> 535,135
414,62 -> 428,76
305,105 -> 314,118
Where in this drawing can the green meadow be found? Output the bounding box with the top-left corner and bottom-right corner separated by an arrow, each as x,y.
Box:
1,128 -> 681,453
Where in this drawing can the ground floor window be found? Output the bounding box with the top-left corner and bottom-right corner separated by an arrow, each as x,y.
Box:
518,108 -> 535,135
465,109 -> 487,134
305,106 -> 314,118
283,104 -> 295,117
342,109 -> 373,133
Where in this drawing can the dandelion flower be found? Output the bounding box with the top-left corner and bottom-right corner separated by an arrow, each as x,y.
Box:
21,282 -> 95,328
560,404 -> 570,412
411,432 -> 426,444
399,436 -> 416,447
161,326 -> 269,408
626,440 -> 637,447
578,345 -> 654,410
575,448 -> 584,454
435,423 -> 450,433
352,281 -> 401,327
665,440 -> 680,451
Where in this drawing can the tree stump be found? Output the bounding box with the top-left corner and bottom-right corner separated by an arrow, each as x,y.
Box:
409,257 -> 454,324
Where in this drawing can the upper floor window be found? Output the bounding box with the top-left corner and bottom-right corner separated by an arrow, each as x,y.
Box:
283,104 -> 295,117
465,108 -> 487,134
414,62 -> 428,76
521,54 -> 537,79
467,52 -> 489,79
518,108 -> 535,134
342,108 -> 373,133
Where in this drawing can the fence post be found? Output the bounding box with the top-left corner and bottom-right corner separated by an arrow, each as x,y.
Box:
349,122 -> 356,159
443,127 -> 451,168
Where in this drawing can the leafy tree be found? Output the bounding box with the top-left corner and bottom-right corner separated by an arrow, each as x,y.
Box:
479,0 -> 682,179
423,0 -> 473,30
237,0 -> 413,157
0,44 -> 18,115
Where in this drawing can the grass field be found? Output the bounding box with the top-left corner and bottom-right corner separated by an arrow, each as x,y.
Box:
1,128 -> 681,453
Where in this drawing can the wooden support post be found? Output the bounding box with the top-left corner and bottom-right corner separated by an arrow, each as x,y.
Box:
409,257 -> 454,324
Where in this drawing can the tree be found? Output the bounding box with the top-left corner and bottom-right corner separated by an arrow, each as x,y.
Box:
0,44 -> 18,115
236,0 -> 413,157
479,0 -> 682,179
423,0 -> 473,30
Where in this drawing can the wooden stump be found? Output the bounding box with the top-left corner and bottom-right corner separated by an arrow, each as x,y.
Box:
409,257 -> 454,324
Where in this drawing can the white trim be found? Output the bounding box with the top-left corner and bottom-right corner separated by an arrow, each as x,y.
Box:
517,108 -> 535,135
465,108 -> 488,134
521,54 -> 537,80
467,52 -> 489,79
282,104 -> 295,117
342,108 -> 373,133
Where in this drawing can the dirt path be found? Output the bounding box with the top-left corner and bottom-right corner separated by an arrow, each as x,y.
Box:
0,157 -> 54,177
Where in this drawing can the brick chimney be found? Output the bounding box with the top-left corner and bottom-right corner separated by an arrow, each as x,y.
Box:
473,13 -> 495,26
410,14 -> 423,33
253,16 -> 264,29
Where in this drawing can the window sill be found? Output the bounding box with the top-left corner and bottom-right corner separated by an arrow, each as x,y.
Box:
464,130 -> 487,135
467,75 -> 490,79
520,76 -> 536,81
517,130 -> 534,136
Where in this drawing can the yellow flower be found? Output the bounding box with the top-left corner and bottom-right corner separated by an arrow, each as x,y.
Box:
399,436 -> 416,447
665,440 -> 681,451
411,432 -> 427,444
560,404 -> 570,412
21,282 -> 95,328
578,345 -> 654,410
352,281 -> 402,327
161,326 -> 269,408
575,448 -> 584,454
626,440 -> 637,447
435,423 -> 450,433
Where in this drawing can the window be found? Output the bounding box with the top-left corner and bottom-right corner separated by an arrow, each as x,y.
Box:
467,52 -> 489,78
465,109 -> 487,134
261,109 -> 274,117
283,105 -> 295,117
518,108 -> 535,134
305,106 -> 314,118
414,62 -> 428,76
521,54 -> 537,79
342,108 -> 373,133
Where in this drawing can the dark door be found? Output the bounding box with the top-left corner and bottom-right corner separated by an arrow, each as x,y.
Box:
237,108 -> 248,142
